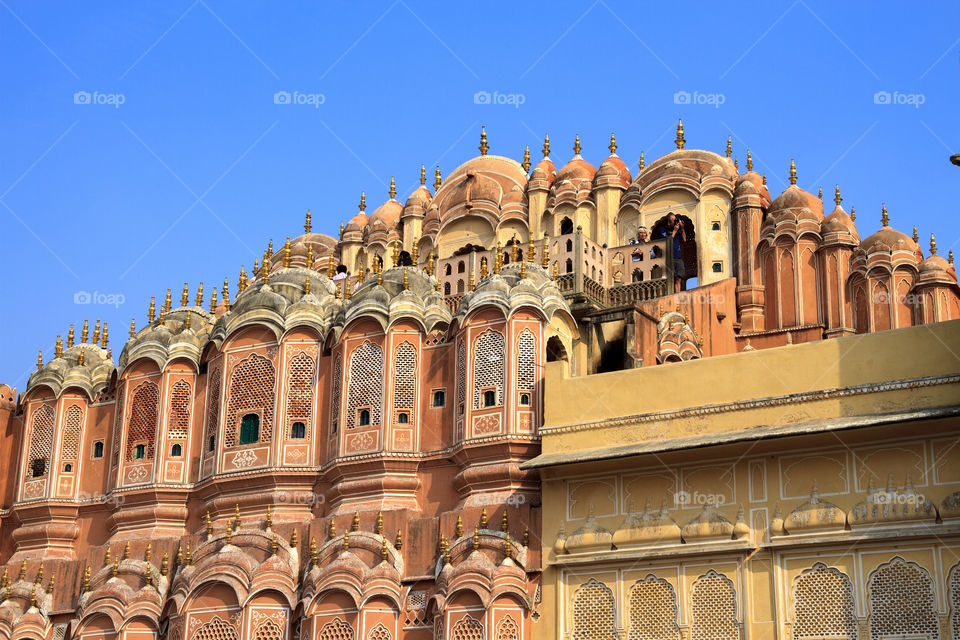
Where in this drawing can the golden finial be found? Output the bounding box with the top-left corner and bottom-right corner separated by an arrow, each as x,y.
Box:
439,532 -> 447,556
195,282 -> 204,306
185,541 -> 192,565
36,350 -> 43,370
469,269 -> 475,291
523,527 -> 529,547
948,249 -> 954,265
306,243 -> 314,267
310,537 -> 318,568
92,319 -> 100,345
528,235 -> 535,263
519,258 -> 526,279
511,235 -> 519,262
392,240 -> 400,267
818,186 -> 822,200
238,266 -> 248,292
271,532 -> 278,556
262,258 -> 271,284
638,152 -> 645,171
725,135 -> 732,158
81,319 -> 89,344
127,317 -> 135,339
123,542 -> 130,560
225,520 -> 233,545
205,510 -> 213,538
412,237 -> 419,265
160,552 -> 169,576
344,273 -> 351,300
427,251 -> 435,275
389,176 -> 397,200
327,257 -> 336,278
542,232 -> 550,268
342,530 -> 350,552
29,583 -> 36,608
480,507 -> 488,528
434,166 -> 442,191
283,237 -> 291,268
111,559 -> 119,578
789,158 -> 797,186
501,510 -> 509,532
290,528 -> 298,548
352,511 -> 360,532
930,234 -> 937,255
478,126 -> 489,155
77,348 -> 85,366
456,515 -> 464,538
608,133 -> 617,155
539,133 -> 550,158
834,185 -> 842,206
81,566 -> 90,593
395,529 -> 402,550
494,242 -> 502,274
734,157 -> 739,171
210,286 -> 218,313
144,543 -> 152,564
504,532 -> 512,559
183,312 -> 191,331
420,164 -> 426,186
304,208 -> 312,234
552,260 -> 558,280
762,174 -> 767,185
913,226 -> 919,243
55,335 -> 63,358
18,559 -> 27,581
304,275 -> 311,295
175,545 -> 182,565
222,277 -> 230,309
675,119 -> 685,150
480,256 -> 488,280
329,518 -> 337,539
881,203 -> 889,227
36,563 -> 44,583
376,510 -> 384,535
235,503 -> 241,522
101,322 -> 108,348
521,145 -> 531,172
180,283 -> 189,307
746,150 -> 753,171
380,537 -> 388,562
107,347 -> 112,360
376,266 -> 383,286
473,526 -> 480,551
144,566 -> 152,587
265,504 -> 272,530
573,134 -> 581,156
148,294 -> 158,323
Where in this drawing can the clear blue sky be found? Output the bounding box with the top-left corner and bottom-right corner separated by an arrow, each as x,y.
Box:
2,1 -> 958,387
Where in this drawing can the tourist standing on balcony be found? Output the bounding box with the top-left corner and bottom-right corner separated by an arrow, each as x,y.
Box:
656,213 -> 686,291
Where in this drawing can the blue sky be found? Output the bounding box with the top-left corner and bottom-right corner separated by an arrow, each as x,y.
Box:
1,1 -> 958,387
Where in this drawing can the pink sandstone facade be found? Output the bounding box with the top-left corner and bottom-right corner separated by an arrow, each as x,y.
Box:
0,123 -> 957,639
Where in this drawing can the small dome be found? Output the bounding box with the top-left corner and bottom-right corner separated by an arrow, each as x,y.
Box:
919,253 -> 952,275
528,157 -> 556,190
768,185 -> 823,219
594,154 -> 632,189
369,199 -> 403,230
783,485 -> 846,533
821,205 -> 860,245
404,185 -> 433,212
555,156 -> 596,184
859,226 -> 918,257
344,211 -> 369,235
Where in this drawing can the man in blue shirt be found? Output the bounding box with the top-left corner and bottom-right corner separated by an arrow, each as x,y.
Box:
655,212 -> 686,291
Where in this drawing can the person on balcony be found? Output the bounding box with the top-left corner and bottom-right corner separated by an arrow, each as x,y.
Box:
655,213 -> 686,291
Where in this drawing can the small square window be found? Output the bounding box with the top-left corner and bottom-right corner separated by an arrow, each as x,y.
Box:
93,441 -> 104,458
519,393 -> 530,406
397,412 -> 409,424
432,390 -> 446,407
290,421 -> 306,439
239,413 -> 260,445
358,409 -> 371,427
170,443 -> 182,457
483,389 -> 496,407
712,262 -> 723,273
711,221 -> 721,231
135,444 -> 146,459
63,463 -> 73,473
208,435 -> 216,452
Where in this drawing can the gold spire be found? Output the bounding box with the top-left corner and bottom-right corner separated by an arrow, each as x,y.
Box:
148,296 -> 156,323
81,566 -> 90,593
469,269 -> 475,291
834,185 -> 842,206
92,319 -> 100,345
175,544 -> 182,565
263,258 -> 271,285
77,348 -> 85,366
389,176 -> 397,199
101,322 -> 108,348
395,529 -> 402,550
480,507 -> 488,528
542,132 -> 550,158
675,119 -> 685,150
542,232 -> 550,268
329,518 -> 337,540
501,509 -> 509,532
850,205 -> 855,221
427,251 -> 435,275
762,173 -> 767,185
504,532 -> 512,559
494,242 -> 502,274
123,541 -> 130,560
104,547 -> 111,568
818,186 -> 822,200
283,237 -> 291,268
403,267 -> 409,290
789,158 -> 797,185
225,520 -> 232,545
81,319 -> 89,344
638,152 -> 645,171
434,166 -> 442,191
265,504 -> 272,530
881,203 -> 889,227
290,528 -> 298,548
420,164 -> 426,186
528,235 -> 535,263
18,559 -> 26,581
36,349 -> 42,370
948,249 -> 954,265
195,282 -> 204,307
304,275 -> 311,295
111,559 -> 119,578
523,527 -> 529,547
480,257 -> 488,279
608,133 -> 617,155
734,157 -> 739,171
163,288 -> 172,313
307,243 -> 314,267
519,257 -> 526,279
304,208 -> 312,233
456,515 -> 464,538
310,537 -> 318,568
521,145 -> 531,173
271,532 -> 278,556
238,266 -> 248,292
573,134 -> 581,156
746,150 -> 753,171
511,235 -> 519,262
930,234 -> 937,255
725,135 -> 732,158
145,543 -> 152,564
352,511 -> 360,532
342,530 -> 350,552
473,526 -> 480,551
181,283 -> 189,307
327,257 -> 335,278
183,311 -> 191,331
206,511 -> 213,538
392,239 -> 400,267
380,537 -> 388,561
412,236 -> 419,265
478,125 -> 489,155
55,335 -> 63,358
223,278 -> 231,311
210,286 -> 218,313
913,226 -> 919,243
185,541 -> 192,565
359,191 -> 366,212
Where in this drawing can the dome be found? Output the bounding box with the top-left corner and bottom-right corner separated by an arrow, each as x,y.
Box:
528,157 -> 556,191
404,184 -> 432,211
768,185 -> 823,219
642,148 -> 738,182
453,263 -> 573,327
343,266 -> 451,333
119,308 -> 214,375
555,156 -> 596,184
28,342 -> 115,401
433,155 -> 528,225
783,485 -> 846,533
594,154 -> 631,190
919,253 -> 952,276
821,202 -> 860,246
859,226 -> 918,257
369,199 -> 403,229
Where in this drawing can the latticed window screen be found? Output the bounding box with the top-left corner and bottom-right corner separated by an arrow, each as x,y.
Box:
366,623 -> 391,640
191,617 -> 239,640
868,557 -> 939,640
793,563 -> 858,640
286,351 -> 315,439
393,341 -> 416,419
628,575 -> 681,640
949,565 -> 960,640
225,353 -> 275,447
473,329 -> 505,408
495,614 -> 520,640
691,570 -> 740,640
26,404 -> 55,479
517,330 -> 536,391
168,379 -> 192,439
253,619 -> 283,640
126,381 -> 159,462
330,354 -> 343,432
571,578 -> 618,640
205,362 -> 222,448
456,340 -> 466,409
451,615 -> 484,640
346,341 -> 383,430
61,405 -> 83,462
112,385 -> 125,462
318,618 -> 354,640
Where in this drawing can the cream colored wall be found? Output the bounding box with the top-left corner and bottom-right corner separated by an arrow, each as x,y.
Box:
436,218 -> 496,258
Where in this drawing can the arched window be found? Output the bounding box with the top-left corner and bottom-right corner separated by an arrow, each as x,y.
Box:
126,381 -> 159,462
519,393 -> 530,406
347,341 -> 384,429
225,353 -> 275,447
31,458 -> 46,478
868,557 -> 938,640
208,435 -> 216,452
290,421 -> 306,439
318,618 -> 354,640
451,615 -> 484,640
458,260 -> 465,273
483,389 -> 496,407
572,578 -> 618,640
358,409 -> 371,426
566,258 -> 573,273
397,412 -> 409,424
473,329 -> 505,409
518,330 -> 535,392
93,440 -> 104,458
63,463 -> 72,473
445,264 -> 452,276
433,390 -> 445,407
792,563 -> 857,640
561,217 -> 574,234
628,575 -> 681,640
444,282 -> 451,295
566,239 -> 573,252
205,361 -> 222,456
239,413 -> 260,445
61,404 -> 83,464
170,443 -> 182,457
330,354 -> 343,434
286,351 -> 315,440
457,279 -> 465,294
691,570 -> 739,640
168,379 -> 191,439
394,341 -> 417,425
